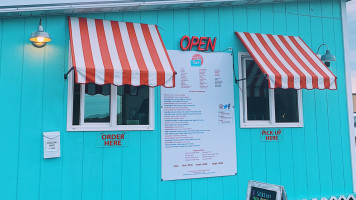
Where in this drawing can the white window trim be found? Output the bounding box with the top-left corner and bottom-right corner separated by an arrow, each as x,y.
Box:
238,52 -> 304,128
66,48 -> 155,132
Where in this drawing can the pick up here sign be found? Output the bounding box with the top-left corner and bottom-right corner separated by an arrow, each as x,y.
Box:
260,129 -> 283,142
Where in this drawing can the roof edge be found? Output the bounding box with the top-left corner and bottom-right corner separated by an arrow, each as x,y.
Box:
0,0 -> 320,18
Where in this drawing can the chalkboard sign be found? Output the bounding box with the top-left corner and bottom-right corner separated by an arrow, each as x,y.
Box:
246,181 -> 287,200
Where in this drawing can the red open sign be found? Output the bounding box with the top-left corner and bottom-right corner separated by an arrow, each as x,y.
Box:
180,35 -> 216,52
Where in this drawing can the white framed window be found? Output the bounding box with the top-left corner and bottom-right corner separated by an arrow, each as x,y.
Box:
238,52 -> 303,128
66,70 -> 155,132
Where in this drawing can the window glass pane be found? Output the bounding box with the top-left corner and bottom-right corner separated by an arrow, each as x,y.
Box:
246,60 -> 270,121
117,85 -> 149,125
84,84 -> 111,123
117,86 -> 123,125
274,88 -> 299,123
72,82 -> 80,125
353,115 -> 356,127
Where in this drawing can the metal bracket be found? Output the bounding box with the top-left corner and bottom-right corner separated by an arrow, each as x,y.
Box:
64,67 -> 74,80
235,74 -> 267,83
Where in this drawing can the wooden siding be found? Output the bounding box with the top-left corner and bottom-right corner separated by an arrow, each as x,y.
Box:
0,0 -> 352,200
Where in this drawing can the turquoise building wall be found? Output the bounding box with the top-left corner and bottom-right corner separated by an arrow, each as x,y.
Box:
0,0 -> 352,199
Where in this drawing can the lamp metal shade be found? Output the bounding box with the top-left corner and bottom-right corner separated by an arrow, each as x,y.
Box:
29,23 -> 51,47
321,50 -> 336,62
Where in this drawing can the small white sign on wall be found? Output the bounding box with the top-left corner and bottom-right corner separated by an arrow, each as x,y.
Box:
43,131 -> 60,159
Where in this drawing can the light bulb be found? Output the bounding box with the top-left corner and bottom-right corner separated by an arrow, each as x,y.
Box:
37,37 -> 45,42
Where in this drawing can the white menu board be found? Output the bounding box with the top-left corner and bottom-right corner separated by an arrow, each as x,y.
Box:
161,50 -> 237,180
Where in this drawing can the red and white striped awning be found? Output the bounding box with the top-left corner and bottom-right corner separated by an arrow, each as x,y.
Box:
68,17 -> 175,87
235,32 -> 337,90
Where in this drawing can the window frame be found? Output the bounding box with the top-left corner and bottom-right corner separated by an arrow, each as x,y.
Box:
66,52 -> 155,132
238,52 -> 304,128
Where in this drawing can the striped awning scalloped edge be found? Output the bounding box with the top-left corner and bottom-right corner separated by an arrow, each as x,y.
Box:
68,16 -> 176,88
235,32 -> 337,90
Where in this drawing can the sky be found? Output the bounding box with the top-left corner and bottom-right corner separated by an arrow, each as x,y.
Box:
347,0 -> 356,92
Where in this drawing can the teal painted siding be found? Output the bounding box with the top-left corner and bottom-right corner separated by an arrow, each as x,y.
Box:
0,0 -> 352,199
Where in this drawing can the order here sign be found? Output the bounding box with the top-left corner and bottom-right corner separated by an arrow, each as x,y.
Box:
96,133 -> 128,147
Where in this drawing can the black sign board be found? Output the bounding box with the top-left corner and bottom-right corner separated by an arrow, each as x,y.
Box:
250,186 -> 277,200
246,181 -> 287,200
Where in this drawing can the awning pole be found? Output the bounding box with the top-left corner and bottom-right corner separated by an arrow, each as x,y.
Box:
235,74 -> 266,83
64,67 -> 74,80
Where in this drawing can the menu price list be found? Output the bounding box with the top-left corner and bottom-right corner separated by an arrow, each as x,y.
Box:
163,93 -> 210,148
170,149 -> 223,176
